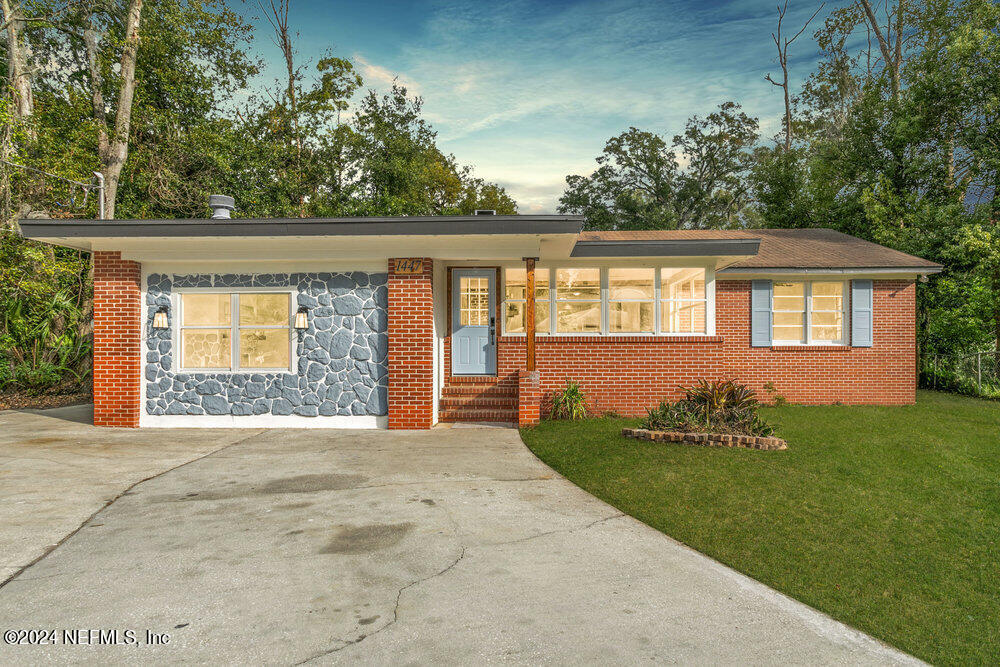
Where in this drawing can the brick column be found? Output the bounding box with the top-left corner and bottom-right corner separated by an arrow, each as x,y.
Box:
387,258 -> 434,429
518,369 -> 541,427
92,251 -> 142,427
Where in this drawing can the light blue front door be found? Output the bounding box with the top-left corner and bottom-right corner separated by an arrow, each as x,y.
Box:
452,269 -> 496,375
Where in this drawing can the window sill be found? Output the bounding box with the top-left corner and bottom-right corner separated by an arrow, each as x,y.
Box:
499,335 -> 723,344
767,344 -> 852,352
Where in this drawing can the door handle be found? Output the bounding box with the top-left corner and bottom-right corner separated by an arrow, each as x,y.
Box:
489,316 -> 495,345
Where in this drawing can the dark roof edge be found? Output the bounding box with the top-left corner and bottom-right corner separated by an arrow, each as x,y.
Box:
717,265 -> 943,273
571,238 -> 760,258
18,216 -> 584,238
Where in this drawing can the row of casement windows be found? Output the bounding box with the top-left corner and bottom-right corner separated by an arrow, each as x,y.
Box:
504,267 -> 708,335
164,277 -> 875,372
503,269 -> 875,346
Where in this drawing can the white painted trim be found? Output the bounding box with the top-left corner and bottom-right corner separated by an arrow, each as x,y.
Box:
142,261 -> 387,275
139,414 -> 388,428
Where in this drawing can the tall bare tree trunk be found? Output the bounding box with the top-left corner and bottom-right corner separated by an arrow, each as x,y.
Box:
859,0 -> 905,99
1,0 -> 33,121
765,0 -> 824,150
100,0 -> 143,220
260,0 -> 304,216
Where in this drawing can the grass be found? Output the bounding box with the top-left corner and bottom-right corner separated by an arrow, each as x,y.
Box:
520,390 -> 1000,666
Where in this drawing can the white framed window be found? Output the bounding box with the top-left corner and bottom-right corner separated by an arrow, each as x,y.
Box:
503,268 -> 550,334
178,291 -> 293,371
555,268 -> 602,334
772,281 -> 846,345
609,268 -> 655,333
660,268 -> 707,334
502,266 -> 713,336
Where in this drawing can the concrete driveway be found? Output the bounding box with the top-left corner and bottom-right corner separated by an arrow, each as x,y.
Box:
0,407 -> 917,665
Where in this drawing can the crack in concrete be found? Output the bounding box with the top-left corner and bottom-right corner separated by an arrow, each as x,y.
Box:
295,545 -> 469,665
489,512 -> 627,547
0,429 -> 267,589
291,513 -> 624,664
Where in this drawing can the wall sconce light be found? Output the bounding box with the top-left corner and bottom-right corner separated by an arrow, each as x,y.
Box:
152,306 -> 169,329
294,306 -> 309,330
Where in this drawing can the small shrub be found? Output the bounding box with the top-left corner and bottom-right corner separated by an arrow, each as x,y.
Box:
640,379 -> 775,437
550,381 -> 587,420
763,381 -> 787,406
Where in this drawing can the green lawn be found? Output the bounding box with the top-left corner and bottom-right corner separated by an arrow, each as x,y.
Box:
520,390 -> 1000,666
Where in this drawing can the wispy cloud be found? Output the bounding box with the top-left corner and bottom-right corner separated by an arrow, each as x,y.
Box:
272,0 -> 832,212
353,53 -> 421,94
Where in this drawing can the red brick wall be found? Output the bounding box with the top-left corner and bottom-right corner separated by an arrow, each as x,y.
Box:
517,369 -> 541,426
387,258 -> 435,429
93,251 -> 142,427
496,279 -> 916,414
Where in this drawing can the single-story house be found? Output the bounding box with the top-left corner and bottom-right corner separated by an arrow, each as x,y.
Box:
19,201 -> 942,429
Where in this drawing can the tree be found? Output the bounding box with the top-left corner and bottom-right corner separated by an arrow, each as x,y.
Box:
1,0 -> 33,121
560,103 -> 759,230
765,0 -> 825,150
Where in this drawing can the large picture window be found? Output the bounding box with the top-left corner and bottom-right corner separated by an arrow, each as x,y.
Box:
555,268 -> 601,333
503,266 -> 712,336
661,268 -> 706,334
772,281 -> 845,344
179,292 -> 291,371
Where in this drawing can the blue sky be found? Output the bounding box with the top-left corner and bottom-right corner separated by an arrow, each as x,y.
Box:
241,0 -> 834,212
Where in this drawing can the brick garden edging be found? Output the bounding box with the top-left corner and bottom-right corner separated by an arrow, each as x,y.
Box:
622,428 -> 787,451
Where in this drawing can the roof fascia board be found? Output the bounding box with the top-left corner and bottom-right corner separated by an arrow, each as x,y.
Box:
571,238 -> 761,258
18,217 -> 583,239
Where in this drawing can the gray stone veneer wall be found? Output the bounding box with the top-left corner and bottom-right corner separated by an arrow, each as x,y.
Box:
144,272 -> 388,417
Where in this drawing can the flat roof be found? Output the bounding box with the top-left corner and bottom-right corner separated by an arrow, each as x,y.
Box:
18,215 -> 585,238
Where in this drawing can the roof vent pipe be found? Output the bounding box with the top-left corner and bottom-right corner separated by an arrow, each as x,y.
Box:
474,209 -> 496,216
209,194 -> 235,219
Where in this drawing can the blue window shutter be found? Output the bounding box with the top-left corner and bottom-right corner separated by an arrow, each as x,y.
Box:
851,279 -> 873,347
751,280 -> 772,347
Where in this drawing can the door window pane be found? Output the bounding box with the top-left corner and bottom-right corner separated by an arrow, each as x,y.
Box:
182,329 -> 231,369
239,329 -> 290,368
460,277 -> 491,326
556,302 -> 601,333
182,294 -> 230,326
239,293 -> 289,326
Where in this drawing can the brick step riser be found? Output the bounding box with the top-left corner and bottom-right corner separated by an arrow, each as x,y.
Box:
441,387 -> 517,398
439,398 -> 517,409
446,375 -> 507,385
439,410 -> 516,423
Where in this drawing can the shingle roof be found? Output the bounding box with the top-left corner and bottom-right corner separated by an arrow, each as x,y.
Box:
577,228 -> 942,271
